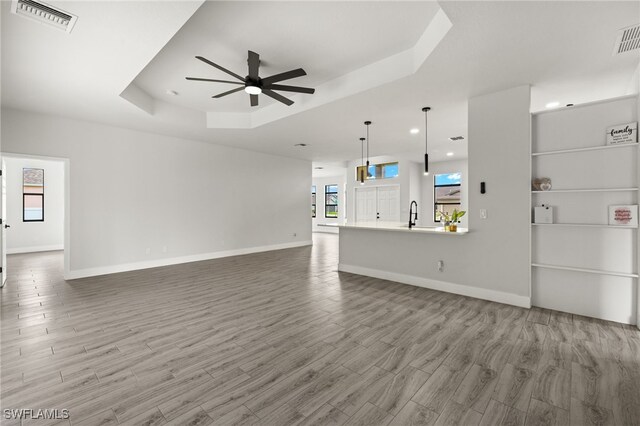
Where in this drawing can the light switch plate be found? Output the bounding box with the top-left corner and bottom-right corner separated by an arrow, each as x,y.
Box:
480,209 -> 488,219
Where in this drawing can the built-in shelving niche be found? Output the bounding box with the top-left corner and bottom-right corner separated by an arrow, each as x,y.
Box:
530,95 -> 639,324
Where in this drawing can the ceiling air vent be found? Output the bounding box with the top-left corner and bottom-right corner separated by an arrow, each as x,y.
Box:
11,0 -> 77,33
613,24 -> 640,55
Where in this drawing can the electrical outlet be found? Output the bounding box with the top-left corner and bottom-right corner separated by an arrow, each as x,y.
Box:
437,260 -> 444,272
480,209 -> 488,219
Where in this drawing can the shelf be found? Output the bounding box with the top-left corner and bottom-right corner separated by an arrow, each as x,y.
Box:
532,223 -> 637,229
532,188 -> 638,193
532,143 -> 638,157
531,263 -> 638,278
531,94 -> 639,115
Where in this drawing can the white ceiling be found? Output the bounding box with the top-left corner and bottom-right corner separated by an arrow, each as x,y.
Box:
134,1 -> 438,112
2,1 -> 639,165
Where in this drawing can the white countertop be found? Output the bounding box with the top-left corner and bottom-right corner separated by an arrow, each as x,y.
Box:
337,221 -> 469,235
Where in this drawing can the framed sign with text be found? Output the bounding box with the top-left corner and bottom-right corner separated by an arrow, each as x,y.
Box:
606,122 -> 637,145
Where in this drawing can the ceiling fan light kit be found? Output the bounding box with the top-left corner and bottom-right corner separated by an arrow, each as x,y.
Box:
186,50 -> 315,107
244,86 -> 262,95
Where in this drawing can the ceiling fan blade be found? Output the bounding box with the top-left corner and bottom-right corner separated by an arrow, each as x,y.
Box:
261,68 -> 307,85
186,77 -> 244,85
250,94 -> 259,107
196,56 -> 245,82
212,87 -> 245,98
248,51 -> 260,80
262,89 -> 294,106
264,84 -> 315,94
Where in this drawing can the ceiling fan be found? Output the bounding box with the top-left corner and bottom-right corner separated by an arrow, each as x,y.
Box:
186,50 -> 315,107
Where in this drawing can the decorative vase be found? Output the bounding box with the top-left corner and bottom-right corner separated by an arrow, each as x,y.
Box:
444,221 -> 451,232
532,177 -> 552,191
449,224 -> 457,232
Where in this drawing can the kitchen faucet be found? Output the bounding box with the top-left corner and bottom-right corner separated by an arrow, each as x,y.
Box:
409,201 -> 418,229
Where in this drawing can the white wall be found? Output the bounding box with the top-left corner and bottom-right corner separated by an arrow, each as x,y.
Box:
408,161 -> 422,223
420,159 -> 468,228
4,156 -> 64,253
340,86 -> 532,305
312,173 -> 347,233
1,109 -> 311,278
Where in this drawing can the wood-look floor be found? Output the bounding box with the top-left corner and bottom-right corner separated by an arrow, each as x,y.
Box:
1,234 -> 639,426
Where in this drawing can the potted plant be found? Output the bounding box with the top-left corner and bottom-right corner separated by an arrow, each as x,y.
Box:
436,209 -> 466,232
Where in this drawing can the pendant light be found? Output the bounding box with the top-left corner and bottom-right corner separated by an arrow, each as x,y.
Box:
364,121 -> 372,178
422,107 -> 430,176
359,137 -> 366,184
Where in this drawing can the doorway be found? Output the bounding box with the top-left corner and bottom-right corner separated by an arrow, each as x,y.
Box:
0,153 -> 69,287
354,185 -> 400,223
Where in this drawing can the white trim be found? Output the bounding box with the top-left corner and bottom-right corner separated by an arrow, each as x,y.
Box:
66,240 -> 313,280
7,244 -> 63,254
338,263 -> 531,309
531,263 -> 638,279
201,9 -> 452,129
531,93 -> 638,115
532,143 -> 637,156
313,228 -> 339,234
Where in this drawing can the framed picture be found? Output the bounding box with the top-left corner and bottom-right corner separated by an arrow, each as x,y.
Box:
606,122 -> 637,145
608,205 -> 638,226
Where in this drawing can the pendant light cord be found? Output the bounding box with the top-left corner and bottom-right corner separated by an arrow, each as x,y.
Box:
424,108 -> 429,152
364,121 -> 372,177
366,123 -> 369,162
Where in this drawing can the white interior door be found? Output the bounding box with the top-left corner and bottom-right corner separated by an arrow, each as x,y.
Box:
355,186 -> 400,223
1,158 -> 6,287
377,186 -> 400,222
355,187 -> 377,222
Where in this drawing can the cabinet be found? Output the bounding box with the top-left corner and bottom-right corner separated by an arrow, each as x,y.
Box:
530,95 -> 638,324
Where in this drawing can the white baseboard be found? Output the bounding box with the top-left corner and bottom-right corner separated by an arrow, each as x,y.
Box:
6,244 -> 64,254
338,263 -> 531,309
66,240 -> 313,280
313,228 -> 339,234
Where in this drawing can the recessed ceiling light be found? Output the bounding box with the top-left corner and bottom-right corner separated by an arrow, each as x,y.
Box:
294,143 -> 307,147
446,152 -> 454,157
545,101 -> 560,109
166,89 -> 179,96
410,128 -> 420,134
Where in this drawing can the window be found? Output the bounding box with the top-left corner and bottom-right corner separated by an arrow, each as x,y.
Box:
325,184 -> 338,218
355,162 -> 399,181
23,168 -> 44,222
311,185 -> 316,218
434,172 -> 461,222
